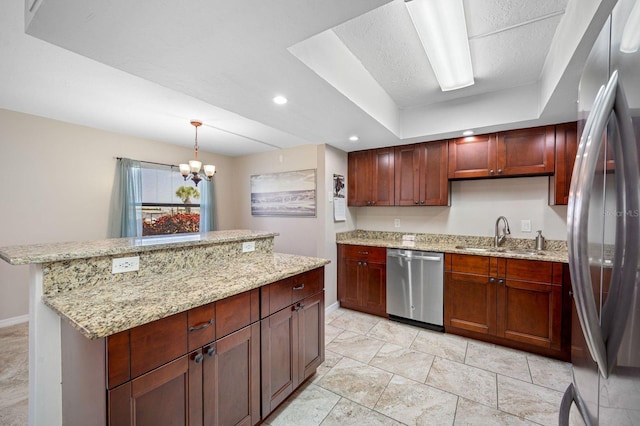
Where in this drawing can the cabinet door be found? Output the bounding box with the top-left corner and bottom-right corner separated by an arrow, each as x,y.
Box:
448,134 -> 497,179
297,292 -> 325,384
497,126 -> 555,176
338,258 -> 362,309
347,150 -> 371,206
371,148 -> 395,206
394,144 -> 421,206
444,272 -> 497,335
260,306 -> 297,418
362,261 -> 387,317
203,323 -> 260,426
420,141 -> 449,206
108,356 -> 196,426
553,122 -> 578,205
496,279 -> 562,350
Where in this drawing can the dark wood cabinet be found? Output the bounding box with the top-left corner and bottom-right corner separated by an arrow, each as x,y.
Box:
444,253 -> 568,360
552,122 -> 578,205
347,148 -> 394,206
448,126 -> 555,179
337,244 -> 387,317
261,272 -> 324,418
394,141 -> 449,206
106,286 -> 266,426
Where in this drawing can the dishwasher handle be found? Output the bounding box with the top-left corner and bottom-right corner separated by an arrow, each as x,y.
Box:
387,252 -> 442,262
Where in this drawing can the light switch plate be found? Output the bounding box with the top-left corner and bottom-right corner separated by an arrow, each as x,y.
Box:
112,256 -> 140,274
394,219 -> 401,228
521,219 -> 532,233
242,241 -> 256,252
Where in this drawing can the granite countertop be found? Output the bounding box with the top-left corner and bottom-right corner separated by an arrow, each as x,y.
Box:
44,252 -> 330,340
0,229 -> 278,265
337,231 -> 568,263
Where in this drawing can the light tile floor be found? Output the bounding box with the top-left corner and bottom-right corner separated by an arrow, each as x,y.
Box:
264,307 -> 575,426
0,311 -> 581,426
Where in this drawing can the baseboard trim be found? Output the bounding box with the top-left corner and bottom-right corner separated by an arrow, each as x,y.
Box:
325,301 -> 340,314
0,314 -> 29,328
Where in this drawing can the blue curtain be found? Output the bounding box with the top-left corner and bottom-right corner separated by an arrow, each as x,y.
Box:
199,177 -> 217,232
109,158 -> 142,238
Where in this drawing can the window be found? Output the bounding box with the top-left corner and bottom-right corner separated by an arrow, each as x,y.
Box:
140,164 -> 200,236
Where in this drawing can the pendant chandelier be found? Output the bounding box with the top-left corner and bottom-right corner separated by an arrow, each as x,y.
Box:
179,120 -> 215,187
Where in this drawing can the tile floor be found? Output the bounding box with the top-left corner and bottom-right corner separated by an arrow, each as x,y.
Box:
0,310 -> 579,425
0,322 -> 28,426
264,307 -> 575,426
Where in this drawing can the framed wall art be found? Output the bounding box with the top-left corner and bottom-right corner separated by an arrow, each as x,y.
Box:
250,169 -> 316,217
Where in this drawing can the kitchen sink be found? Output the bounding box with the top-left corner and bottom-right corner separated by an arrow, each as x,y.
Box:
454,246 -> 544,256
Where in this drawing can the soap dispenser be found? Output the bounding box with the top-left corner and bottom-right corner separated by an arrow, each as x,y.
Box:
535,230 -> 546,251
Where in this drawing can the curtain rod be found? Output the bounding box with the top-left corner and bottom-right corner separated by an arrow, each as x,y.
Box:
115,157 -> 178,168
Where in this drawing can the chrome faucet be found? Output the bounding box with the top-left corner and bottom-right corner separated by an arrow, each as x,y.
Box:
494,216 -> 511,248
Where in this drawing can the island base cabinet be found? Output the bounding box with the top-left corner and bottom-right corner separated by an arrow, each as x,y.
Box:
108,356 -> 193,426
261,291 -> 325,418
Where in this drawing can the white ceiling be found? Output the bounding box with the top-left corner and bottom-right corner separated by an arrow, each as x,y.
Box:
0,0 -> 610,156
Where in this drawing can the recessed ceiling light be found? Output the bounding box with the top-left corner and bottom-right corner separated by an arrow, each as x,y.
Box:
462,130 -> 474,136
273,95 -> 288,105
349,135 -> 359,142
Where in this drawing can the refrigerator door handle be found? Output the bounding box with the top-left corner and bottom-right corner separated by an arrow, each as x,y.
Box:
559,383 -> 592,426
568,72 -> 619,378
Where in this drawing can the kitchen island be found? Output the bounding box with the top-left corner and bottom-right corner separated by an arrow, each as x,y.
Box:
0,230 -> 329,426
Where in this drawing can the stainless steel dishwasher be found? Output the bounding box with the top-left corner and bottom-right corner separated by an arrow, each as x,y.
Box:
386,249 -> 444,330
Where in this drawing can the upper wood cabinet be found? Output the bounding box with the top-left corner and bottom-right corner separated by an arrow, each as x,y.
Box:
448,126 -> 555,179
347,148 -> 394,206
551,122 -> 578,205
394,141 -> 449,206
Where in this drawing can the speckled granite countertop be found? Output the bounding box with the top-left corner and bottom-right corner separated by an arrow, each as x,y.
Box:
0,229 -> 278,265
337,230 -> 568,263
44,252 -> 329,339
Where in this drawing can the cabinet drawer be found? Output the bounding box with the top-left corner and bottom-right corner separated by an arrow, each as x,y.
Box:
130,312 -> 187,379
505,259 -> 554,283
340,244 -> 386,263
216,289 -> 259,339
188,302 -> 216,352
449,254 -> 491,275
291,267 -> 323,302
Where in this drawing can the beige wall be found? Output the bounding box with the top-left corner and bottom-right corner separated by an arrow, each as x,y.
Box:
0,109 -> 235,323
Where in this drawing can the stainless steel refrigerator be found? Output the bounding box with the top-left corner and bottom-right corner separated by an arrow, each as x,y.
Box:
561,0 -> 640,424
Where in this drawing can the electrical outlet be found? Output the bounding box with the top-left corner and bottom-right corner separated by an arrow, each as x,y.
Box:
402,234 -> 416,241
112,256 -> 140,274
394,219 -> 401,228
521,219 -> 532,233
242,241 -> 256,252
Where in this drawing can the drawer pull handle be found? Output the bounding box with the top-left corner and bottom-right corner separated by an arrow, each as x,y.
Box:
206,346 -> 216,357
293,283 -> 305,291
358,251 -> 369,255
193,353 -> 204,364
189,318 -> 214,332
294,303 -> 305,312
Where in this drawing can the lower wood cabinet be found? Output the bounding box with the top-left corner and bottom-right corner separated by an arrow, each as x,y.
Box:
444,253 -> 570,360
337,244 -> 387,317
261,287 -> 324,418
106,267 -> 325,426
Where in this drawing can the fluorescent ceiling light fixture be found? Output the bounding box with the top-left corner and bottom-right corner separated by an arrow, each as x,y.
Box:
462,130 -> 474,136
273,95 -> 288,105
349,135 -> 359,142
620,0 -> 640,53
405,0 -> 474,91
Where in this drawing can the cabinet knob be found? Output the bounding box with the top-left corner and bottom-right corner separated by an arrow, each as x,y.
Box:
420,201 -> 425,205
498,169 -> 503,174
206,346 -> 216,357
362,262 -> 367,267
367,201 -> 372,205
193,353 -> 204,364
414,201 -> 419,205
371,201 -> 376,205
490,277 -> 496,284
498,279 -> 505,285
490,169 -> 495,175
